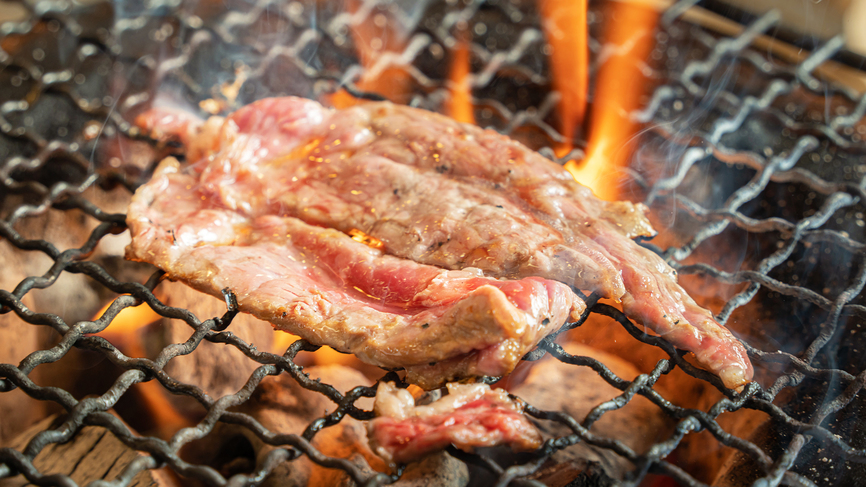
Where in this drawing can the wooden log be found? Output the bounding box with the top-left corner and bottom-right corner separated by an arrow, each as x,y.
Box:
0,414 -> 178,487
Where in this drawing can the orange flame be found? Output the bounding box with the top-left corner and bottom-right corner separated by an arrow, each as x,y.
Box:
93,298 -> 162,339
328,0 -> 413,109
270,330 -> 298,355
311,345 -> 361,367
539,0 -> 589,153
92,298 -> 192,436
564,0 -> 659,201
271,330 -> 360,368
447,35 -> 476,124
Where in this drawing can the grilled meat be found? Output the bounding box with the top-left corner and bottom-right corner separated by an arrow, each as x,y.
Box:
128,97 -> 752,389
127,157 -> 583,388
367,381 -> 542,465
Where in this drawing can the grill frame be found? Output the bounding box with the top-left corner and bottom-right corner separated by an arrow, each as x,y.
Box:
2,1 -> 866,486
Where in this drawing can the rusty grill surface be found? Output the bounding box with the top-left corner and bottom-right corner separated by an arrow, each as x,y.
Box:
2,0 -> 866,485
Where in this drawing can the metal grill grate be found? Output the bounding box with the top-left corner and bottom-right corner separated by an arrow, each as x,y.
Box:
2,0 -> 866,485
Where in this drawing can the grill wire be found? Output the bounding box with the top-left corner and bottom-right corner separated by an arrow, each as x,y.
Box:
2,0 -> 866,486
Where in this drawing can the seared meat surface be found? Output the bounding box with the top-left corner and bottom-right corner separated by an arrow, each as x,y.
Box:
128,157 -> 582,388
367,382 -> 541,465
128,97 -> 752,389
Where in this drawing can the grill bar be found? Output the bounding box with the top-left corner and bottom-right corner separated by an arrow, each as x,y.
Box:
1,0 -> 866,485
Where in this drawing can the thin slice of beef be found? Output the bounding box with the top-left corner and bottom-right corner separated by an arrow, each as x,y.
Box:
127,158 -> 584,388
367,381 -> 542,465
130,97 -> 752,389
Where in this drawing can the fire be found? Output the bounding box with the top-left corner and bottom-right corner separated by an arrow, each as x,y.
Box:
539,0 -> 589,151
447,34 -> 476,124
92,297 -> 191,436
328,0 -> 412,109
310,345 -> 361,367
270,330 -> 297,354
406,384 -> 425,399
92,297 -> 162,338
564,0 -> 659,201
270,320 -> 372,366
270,331 -> 359,367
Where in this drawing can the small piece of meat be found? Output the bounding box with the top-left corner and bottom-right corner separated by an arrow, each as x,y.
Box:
130,97 -> 753,389
127,158 -> 583,388
367,382 -> 542,465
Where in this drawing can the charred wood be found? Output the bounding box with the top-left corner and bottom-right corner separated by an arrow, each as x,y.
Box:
0,186 -> 140,445
0,414 -> 178,487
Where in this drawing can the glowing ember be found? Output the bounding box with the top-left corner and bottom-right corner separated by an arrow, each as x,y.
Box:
310,345 -> 361,367
92,298 -> 161,337
447,34 -> 476,124
91,298 -> 191,436
270,329 -> 297,354
564,0 -> 659,201
270,332 -> 360,367
539,0 -> 589,152
405,384 -> 425,399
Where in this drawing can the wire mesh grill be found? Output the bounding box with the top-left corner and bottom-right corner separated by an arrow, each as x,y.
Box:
1,0 -> 866,485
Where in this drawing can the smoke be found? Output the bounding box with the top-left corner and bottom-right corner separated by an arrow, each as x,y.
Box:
112,0 -> 433,122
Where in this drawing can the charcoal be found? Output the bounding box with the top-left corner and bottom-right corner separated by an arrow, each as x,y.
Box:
510,342 -> 672,481
0,414 -> 178,487
143,281 -> 278,416
193,366 -> 468,487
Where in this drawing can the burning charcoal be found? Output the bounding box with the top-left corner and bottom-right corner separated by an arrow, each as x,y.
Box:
142,280 -> 278,417
712,378 -> 866,487
3,198 -> 104,325
665,380 -> 767,484
525,460 -> 615,487
560,315 -> 769,483
510,343 -> 672,481
0,413 -> 178,486
198,366 -> 467,487
0,185 -> 136,445
0,184 -> 146,326
0,240 -> 46,445
0,313 -> 46,446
